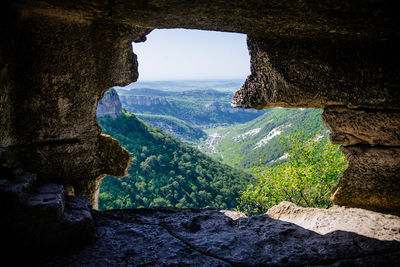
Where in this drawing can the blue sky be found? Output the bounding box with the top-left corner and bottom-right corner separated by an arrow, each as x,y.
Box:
132,29 -> 250,81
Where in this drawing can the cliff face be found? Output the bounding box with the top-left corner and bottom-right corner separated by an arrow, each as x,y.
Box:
97,89 -> 123,118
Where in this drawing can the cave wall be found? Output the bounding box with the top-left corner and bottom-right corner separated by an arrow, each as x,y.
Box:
1,0 -> 399,213
232,33 -> 400,212
0,2 -> 151,208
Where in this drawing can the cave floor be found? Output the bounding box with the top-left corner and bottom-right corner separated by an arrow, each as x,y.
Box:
41,206 -> 400,266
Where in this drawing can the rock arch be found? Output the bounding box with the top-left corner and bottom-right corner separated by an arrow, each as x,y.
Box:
1,0 -> 399,217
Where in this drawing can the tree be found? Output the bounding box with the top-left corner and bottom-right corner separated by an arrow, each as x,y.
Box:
237,132 -> 348,215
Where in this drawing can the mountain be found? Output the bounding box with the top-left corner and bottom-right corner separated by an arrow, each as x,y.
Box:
117,88 -> 266,126
97,113 -> 254,210
199,108 -> 328,171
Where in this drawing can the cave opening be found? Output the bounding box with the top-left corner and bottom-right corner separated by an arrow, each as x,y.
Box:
96,29 -> 346,213
3,2 -> 399,263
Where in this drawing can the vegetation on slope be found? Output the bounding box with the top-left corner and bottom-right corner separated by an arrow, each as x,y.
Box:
98,113 -> 254,211
208,108 -> 327,171
135,113 -> 207,145
238,132 -> 348,215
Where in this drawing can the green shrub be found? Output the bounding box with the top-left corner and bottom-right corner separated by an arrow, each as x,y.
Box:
237,132 -> 348,215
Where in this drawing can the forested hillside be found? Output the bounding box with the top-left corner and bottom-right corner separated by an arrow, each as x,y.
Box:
96,87 -> 338,213
135,113 -> 207,145
202,108 -> 327,171
98,113 -> 254,210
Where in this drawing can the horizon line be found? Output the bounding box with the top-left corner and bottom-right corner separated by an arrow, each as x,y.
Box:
133,77 -> 248,82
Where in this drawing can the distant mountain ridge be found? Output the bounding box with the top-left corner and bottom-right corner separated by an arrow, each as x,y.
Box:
118,88 -> 230,97
117,87 -> 266,127
116,79 -> 245,93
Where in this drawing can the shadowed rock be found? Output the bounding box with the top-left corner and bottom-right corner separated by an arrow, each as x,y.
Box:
0,169 -> 95,257
43,206 -> 400,266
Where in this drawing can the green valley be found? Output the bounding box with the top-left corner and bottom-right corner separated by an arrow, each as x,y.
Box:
97,80 -> 340,212
98,113 -> 254,210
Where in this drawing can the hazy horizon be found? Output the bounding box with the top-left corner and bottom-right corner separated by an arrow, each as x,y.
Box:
132,29 -> 250,81
130,78 -> 247,82
115,78 -> 245,93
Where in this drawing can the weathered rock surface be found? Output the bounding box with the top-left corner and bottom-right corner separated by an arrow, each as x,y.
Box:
267,202 -> 400,241
42,205 -> 400,266
322,106 -> 400,146
0,133 -> 130,209
331,146 -> 400,212
321,106 -> 400,212
26,183 -> 66,219
14,0 -> 397,38
96,88 -> 123,119
232,35 -> 400,110
0,2 -> 146,206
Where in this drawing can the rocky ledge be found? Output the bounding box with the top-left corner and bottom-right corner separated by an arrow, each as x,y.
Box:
0,168 -> 95,261
42,203 -> 400,266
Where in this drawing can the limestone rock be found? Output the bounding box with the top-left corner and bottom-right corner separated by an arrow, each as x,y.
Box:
43,206 -> 400,266
232,36 -> 400,110
322,106 -> 400,146
16,0 -> 397,38
64,195 -> 93,224
1,136 -> 129,209
0,3 -> 148,206
61,195 -> 96,248
267,201 -> 400,242
96,88 -> 123,119
331,146 -> 400,212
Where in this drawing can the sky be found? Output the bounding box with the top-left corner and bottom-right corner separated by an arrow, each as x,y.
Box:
132,29 -> 250,81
